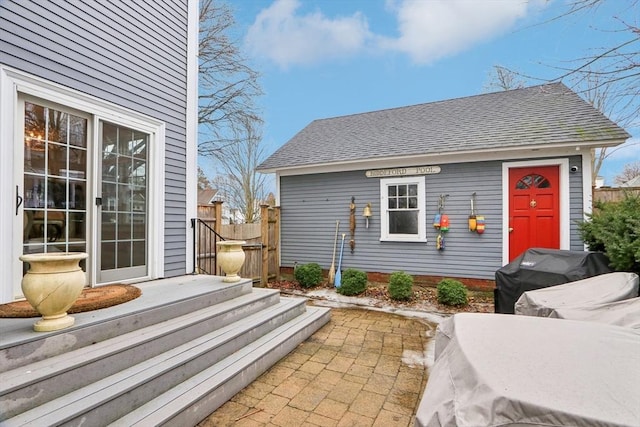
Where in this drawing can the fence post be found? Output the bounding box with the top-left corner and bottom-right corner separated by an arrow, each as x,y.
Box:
191,218 -> 197,274
213,200 -> 223,275
212,200 -> 223,234
274,206 -> 281,281
260,204 -> 269,286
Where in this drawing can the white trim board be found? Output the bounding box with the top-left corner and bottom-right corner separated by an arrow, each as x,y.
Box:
184,0 -> 199,275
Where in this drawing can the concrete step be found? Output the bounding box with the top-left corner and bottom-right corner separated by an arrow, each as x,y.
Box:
113,306 -> 331,427
0,275 -> 254,373
0,275 -> 331,426
0,288 -> 282,418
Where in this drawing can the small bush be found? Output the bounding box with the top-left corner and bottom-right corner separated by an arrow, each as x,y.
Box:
294,263 -> 323,288
338,268 -> 367,296
579,193 -> 640,274
388,271 -> 413,301
437,278 -> 468,306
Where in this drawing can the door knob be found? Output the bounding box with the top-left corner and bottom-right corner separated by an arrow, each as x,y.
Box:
508,227 -> 513,233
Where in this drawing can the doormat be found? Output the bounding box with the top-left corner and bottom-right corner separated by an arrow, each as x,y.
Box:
0,284 -> 142,318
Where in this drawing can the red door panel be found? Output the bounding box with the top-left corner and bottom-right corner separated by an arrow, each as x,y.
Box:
510,216 -> 530,260
509,166 -> 560,261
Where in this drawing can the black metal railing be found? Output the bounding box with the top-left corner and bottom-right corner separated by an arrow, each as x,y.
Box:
191,218 -> 225,275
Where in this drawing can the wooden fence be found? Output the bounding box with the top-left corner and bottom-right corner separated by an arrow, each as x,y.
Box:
593,186 -> 640,203
196,202 -> 280,286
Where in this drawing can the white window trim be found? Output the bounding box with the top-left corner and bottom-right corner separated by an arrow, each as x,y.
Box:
380,176 -> 426,242
0,66 -> 165,299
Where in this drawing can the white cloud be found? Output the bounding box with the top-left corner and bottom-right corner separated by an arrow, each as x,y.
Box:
245,0 -> 543,68
244,0 -> 372,68
380,0 -> 532,64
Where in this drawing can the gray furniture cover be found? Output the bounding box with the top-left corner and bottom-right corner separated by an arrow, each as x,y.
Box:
550,297 -> 640,329
415,313 -> 640,427
514,272 -> 639,317
494,248 -> 611,314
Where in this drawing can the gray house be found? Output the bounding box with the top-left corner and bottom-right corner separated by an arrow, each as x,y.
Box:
0,1 -> 198,302
258,83 -> 630,286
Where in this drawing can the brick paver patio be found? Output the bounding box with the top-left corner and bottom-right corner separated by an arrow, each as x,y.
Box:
198,305 -> 434,427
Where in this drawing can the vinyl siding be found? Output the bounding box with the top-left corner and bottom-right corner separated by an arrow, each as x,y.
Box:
568,157 -> 585,250
0,0 -> 189,276
280,156 -> 584,281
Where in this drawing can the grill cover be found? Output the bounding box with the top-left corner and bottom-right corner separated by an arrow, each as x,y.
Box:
515,272 -> 639,317
550,297 -> 640,329
415,313 -> 640,427
495,248 -> 611,314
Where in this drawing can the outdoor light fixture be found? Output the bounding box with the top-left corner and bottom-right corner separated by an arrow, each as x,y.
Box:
363,203 -> 372,228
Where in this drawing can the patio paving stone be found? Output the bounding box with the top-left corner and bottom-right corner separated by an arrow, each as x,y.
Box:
198,304 -> 434,427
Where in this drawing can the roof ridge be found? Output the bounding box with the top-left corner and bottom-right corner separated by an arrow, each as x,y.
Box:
312,82 -> 568,123
258,81 -> 628,172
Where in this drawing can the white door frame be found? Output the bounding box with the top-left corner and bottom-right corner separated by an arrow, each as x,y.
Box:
501,158 -> 570,266
0,66 -> 165,302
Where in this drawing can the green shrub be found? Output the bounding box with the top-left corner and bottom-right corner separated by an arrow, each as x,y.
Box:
437,278 -> 468,306
294,263 -> 323,288
388,271 -> 413,301
579,193 -> 640,274
337,268 -> 367,296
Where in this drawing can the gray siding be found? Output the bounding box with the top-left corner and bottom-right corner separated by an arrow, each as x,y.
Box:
0,0 -> 189,276
280,156 -> 585,281
568,156 -> 585,250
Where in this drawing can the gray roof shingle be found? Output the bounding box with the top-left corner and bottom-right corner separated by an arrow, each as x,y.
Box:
258,83 -> 630,172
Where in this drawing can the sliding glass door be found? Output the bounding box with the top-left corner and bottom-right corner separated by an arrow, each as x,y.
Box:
22,101 -> 88,273
98,122 -> 148,282
19,99 -> 150,287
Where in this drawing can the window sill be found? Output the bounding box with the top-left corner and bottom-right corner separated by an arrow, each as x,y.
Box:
380,237 -> 427,243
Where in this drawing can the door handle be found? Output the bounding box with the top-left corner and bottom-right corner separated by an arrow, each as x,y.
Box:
16,185 -> 23,215
508,227 -> 513,233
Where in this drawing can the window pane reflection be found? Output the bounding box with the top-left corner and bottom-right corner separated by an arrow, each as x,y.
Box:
389,211 -> 418,234
23,101 -> 87,258
516,174 -> 551,189
100,121 -> 148,273
132,241 -> 146,267
117,241 -> 132,268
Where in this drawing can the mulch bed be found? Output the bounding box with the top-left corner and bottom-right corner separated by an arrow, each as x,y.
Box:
0,284 -> 142,318
265,279 -> 494,314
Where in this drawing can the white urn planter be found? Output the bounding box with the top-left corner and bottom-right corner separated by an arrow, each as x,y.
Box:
216,240 -> 246,282
19,252 -> 88,332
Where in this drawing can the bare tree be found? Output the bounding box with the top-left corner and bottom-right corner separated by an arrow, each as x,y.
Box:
198,0 -> 263,156
486,0 -> 639,184
546,1 -> 639,123
550,1 -> 640,185
571,69 -> 630,184
197,166 -> 212,191
211,118 -> 267,223
484,65 -> 527,92
615,161 -> 640,185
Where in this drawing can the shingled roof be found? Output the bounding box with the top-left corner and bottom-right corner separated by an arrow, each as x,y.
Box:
258,82 -> 629,172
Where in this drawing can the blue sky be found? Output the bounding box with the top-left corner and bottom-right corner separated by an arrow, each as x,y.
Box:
200,0 -> 639,187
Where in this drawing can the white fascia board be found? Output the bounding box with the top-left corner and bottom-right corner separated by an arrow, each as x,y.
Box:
267,141 -> 627,177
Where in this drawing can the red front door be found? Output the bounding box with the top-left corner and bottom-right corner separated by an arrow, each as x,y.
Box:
508,166 -> 560,261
